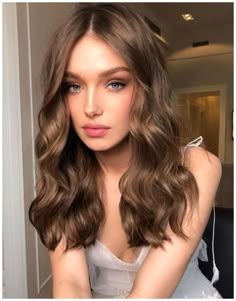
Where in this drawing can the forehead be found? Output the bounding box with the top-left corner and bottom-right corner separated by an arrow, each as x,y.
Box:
67,34 -> 128,73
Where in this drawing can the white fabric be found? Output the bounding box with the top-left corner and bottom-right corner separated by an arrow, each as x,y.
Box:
85,137 -> 222,298
86,239 -> 221,298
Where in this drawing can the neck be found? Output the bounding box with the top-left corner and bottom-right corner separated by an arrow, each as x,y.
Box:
95,137 -> 131,180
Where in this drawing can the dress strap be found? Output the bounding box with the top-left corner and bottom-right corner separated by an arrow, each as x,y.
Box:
211,206 -> 220,284
184,136 -> 203,148
182,136 -> 203,165
183,137 -> 219,283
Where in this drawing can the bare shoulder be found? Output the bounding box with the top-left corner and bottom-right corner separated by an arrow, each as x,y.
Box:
184,146 -> 222,210
184,146 -> 222,180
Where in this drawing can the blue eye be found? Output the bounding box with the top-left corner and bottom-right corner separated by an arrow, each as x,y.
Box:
108,82 -> 126,90
66,84 -> 81,93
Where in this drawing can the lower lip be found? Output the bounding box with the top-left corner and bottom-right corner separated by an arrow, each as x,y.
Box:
83,128 -> 110,137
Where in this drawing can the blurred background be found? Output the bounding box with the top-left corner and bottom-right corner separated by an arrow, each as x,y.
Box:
3,2 -> 233,298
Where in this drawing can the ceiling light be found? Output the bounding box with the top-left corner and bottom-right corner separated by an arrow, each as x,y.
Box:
182,14 -> 194,21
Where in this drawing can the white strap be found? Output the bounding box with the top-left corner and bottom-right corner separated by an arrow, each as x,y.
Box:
182,136 -> 203,165
185,136 -> 203,148
183,136 -> 219,283
211,206 -> 220,284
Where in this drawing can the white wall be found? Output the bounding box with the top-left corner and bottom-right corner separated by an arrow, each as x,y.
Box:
3,3 -> 28,297
16,3 -> 75,298
168,22 -> 232,56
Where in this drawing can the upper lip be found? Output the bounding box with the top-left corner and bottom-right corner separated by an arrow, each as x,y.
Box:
82,123 -> 110,129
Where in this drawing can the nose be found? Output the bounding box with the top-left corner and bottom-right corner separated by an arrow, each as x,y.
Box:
84,88 -> 103,118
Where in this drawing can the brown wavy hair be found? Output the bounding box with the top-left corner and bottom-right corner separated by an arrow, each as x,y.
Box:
29,3 -> 198,251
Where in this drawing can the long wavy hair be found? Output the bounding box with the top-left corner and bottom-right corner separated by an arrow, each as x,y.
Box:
29,3 -> 198,251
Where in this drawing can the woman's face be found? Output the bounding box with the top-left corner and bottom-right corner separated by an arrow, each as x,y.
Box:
64,34 -> 135,152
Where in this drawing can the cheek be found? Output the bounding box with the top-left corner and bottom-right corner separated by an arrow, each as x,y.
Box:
67,100 -> 82,125
116,104 -> 131,121
67,97 -> 77,112
113,90 -> 134,120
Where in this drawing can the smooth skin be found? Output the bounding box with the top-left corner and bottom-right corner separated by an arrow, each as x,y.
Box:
49,34 -> 222,298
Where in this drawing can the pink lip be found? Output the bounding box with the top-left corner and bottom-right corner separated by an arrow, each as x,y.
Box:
82,124 -> 110,137
83,123 -> 110,129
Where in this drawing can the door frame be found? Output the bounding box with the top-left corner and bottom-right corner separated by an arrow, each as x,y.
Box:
3,3 -> 28,297
174,85 -> 226,162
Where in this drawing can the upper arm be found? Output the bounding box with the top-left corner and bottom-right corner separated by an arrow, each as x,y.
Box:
49,237 -> 91,298
182,146 -> 222,235
128,147 -> 222,298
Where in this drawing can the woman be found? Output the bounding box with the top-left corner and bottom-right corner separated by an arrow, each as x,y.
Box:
29,3 -> 222,298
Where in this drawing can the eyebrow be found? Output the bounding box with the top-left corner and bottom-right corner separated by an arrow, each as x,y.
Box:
64,66 -> 130,80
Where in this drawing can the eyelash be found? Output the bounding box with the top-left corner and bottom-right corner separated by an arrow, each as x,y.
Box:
107,81 -> 126,91
64,83 -> 81,93
63,81 -> 127,94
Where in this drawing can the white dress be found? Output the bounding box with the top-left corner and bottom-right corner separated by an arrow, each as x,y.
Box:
85,137 -> 222,298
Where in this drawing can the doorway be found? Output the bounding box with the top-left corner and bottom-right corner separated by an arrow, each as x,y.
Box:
174,85 -> 226,161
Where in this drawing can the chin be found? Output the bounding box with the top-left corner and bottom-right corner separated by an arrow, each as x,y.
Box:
86,143 -> 117,152
79,138 -> 111,150
81,137 -> 129,153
